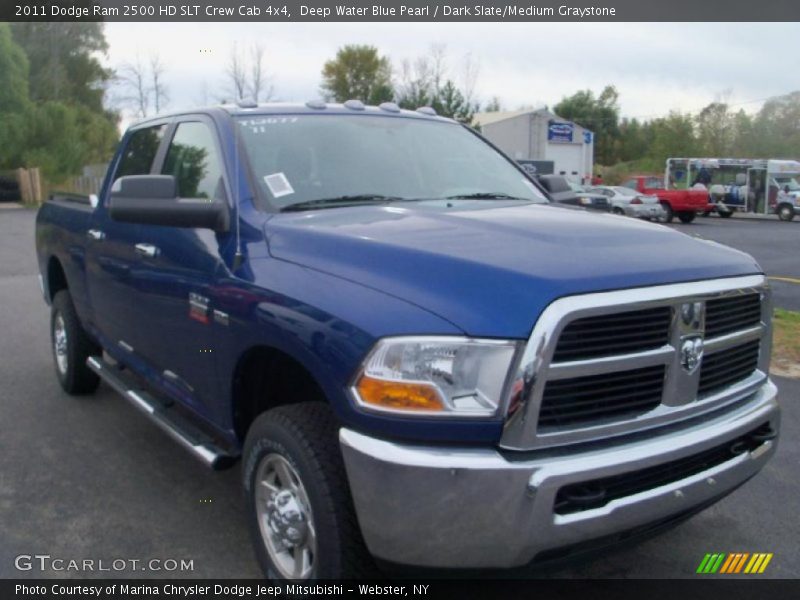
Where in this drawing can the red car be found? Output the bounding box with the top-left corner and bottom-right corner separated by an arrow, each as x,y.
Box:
622,175 -> 709,223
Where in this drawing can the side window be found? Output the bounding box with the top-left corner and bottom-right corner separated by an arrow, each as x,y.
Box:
646,177 -> 662,189
622,179 -> 637,190
161,122 -> 224,200
115,125 -> 166,179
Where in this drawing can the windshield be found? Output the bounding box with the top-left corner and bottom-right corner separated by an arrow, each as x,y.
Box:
774,176 -> 800,191
236,114 -> 547,210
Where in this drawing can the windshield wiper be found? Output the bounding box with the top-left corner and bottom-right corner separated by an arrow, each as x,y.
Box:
444,192 -> 529,201
282,194 -> 406,212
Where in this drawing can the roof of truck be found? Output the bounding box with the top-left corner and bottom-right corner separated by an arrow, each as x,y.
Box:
129,101 -> 454,129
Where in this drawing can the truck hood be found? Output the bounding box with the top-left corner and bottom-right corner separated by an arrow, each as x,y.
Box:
265,202 -> 761,338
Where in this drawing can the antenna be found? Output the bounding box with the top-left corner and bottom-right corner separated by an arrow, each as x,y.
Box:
231,119 -> 244,272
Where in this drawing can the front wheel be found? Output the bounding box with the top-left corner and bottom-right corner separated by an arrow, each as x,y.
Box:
718,209 -> 733,218
677,211 -> 696,224
660,201 -> 674,223
243,403 -> 375,580
778,204 -> 795,222
51,290 -> 100,394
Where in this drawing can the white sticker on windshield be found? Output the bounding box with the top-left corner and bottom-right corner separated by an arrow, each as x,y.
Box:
264,173 -> 295,198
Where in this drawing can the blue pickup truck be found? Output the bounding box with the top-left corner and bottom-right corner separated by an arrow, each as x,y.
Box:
36,102 -> 780,579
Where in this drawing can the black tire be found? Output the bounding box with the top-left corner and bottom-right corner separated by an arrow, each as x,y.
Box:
701,210 -> 712,217
677,211 -> 696,224
777,204 -> 795,222
660,201 -> 674,223
612,207 -> 625,215
718,210 -> 733,218
50,290 -> 101,394
243,402 -> 375,580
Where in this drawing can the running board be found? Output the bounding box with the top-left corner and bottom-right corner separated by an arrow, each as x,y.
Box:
87,356 -> 237,470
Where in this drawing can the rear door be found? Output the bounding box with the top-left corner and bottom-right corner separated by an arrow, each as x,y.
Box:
131,118 -> 232,415
85,123 -> 169,353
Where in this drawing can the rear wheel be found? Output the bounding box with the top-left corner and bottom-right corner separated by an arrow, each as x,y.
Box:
718,209 -> 733,218
677,212 -> 696,224
243,403 -> 375,580
612,207 -> 625,215
778,204 -> 795,222
660,201 -> 674,223
50,290 -> 101,394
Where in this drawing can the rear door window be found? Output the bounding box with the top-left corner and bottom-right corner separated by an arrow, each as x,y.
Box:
114,125 -> 167,179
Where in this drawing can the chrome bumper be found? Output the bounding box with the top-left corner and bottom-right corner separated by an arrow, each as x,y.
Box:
340,380 -> 779,569
625,204 -> 665,219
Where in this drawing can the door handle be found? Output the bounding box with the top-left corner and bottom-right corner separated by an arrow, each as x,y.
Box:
134,243 -> 160,258
87,229 -> 105,241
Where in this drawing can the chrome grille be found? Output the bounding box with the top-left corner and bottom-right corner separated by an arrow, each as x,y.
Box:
540,365 -> 664,428
705,293 -> 761,338
699,340 -> 760,397
500,275 -> 771,451
552,306 -> 672,362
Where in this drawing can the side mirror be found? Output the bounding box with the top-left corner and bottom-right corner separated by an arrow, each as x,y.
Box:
108,175 -> 230,232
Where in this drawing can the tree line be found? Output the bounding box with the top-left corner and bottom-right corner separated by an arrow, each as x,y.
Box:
553,85 -> 800,175
0,23 -> 119,182
1,24 -> 797,185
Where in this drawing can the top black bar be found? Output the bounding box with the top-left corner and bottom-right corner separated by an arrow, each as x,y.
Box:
3,0 -> 800,22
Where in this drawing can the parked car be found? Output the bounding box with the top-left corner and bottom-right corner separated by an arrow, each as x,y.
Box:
0,175 -> 21,202
538,174 -> 610,211
589,185 -> 666,220
36,102 -> 779,579
623,175 -> 708,223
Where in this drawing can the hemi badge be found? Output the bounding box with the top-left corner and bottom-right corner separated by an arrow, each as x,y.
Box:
213,309 -> 229,326
189,292 -> 210,324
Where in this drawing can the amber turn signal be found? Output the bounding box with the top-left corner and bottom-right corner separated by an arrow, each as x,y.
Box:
355,375 -> 445,412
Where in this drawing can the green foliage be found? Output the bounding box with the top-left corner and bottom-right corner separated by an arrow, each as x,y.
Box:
320,45 -> 394,104
431,80 -> 476,124
554,85 -> 620,165
0,24 -> 29,113
484,97 -> 502,112
0,21 -> 119,182
22,102 -> 86,179
10,22 -> 111,112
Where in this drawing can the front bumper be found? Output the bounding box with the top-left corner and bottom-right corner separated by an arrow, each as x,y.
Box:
340,380 -> 779,569
624,204 -> 665,219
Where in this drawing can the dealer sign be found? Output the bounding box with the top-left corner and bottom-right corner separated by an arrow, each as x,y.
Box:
548,121 -> 574,143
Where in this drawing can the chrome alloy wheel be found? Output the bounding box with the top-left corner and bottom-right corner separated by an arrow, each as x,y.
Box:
53,313 -> 68,375
255,453 -> 316,579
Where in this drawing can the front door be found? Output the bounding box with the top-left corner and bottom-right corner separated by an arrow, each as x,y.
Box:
132,119 -> 231,416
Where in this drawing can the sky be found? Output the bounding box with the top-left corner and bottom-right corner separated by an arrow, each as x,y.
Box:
104,22 -> 799,125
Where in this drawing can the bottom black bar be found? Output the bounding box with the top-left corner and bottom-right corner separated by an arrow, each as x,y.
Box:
3,579 -> 798,600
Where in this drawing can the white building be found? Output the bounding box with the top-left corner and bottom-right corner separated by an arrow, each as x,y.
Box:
474,108 -> 595,184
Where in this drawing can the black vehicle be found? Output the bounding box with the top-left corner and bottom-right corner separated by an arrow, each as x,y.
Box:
538,174 -> 610,211
0,175 -> 21,202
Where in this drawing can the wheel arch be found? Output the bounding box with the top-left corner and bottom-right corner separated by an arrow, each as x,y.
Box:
46,256 -> 68,302
231,344 -> 331,443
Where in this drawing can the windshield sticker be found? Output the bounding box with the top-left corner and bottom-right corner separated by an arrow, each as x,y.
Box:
239,117 -> 298,133
264,173 -> 295,198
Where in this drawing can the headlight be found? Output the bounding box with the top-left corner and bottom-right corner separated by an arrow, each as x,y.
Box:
351,337 -> 519,417
578,197 -> 592,205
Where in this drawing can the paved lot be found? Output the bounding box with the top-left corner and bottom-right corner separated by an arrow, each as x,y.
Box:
0,206 -> 797,579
